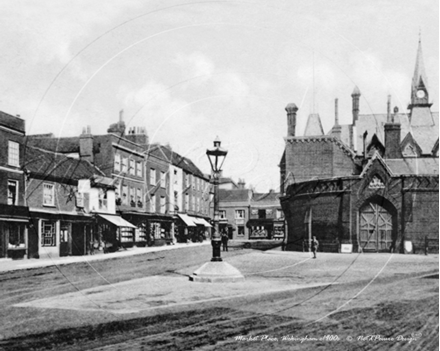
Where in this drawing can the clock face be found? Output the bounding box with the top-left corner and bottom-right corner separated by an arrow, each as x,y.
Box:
416,90 -> 426,98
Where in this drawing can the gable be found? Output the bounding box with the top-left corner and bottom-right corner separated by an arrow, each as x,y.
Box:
400,132 -> 422,157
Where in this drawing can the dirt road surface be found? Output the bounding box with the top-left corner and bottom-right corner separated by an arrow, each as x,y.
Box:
0,245 -> 437,350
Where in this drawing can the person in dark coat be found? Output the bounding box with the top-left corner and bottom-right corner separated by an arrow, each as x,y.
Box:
221,231 -> 229,252
311,236 -> 319,259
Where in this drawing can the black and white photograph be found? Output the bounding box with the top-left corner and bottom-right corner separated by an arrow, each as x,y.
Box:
0,1 -> 438,350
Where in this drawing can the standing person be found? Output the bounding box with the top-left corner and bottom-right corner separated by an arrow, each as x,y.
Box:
311,236 -> 319,259
221,230 -> 229,252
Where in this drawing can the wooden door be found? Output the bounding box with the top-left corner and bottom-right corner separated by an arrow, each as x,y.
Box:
359,203 -> 393,252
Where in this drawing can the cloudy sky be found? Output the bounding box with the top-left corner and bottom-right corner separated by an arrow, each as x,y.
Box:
1,0 -> 438,191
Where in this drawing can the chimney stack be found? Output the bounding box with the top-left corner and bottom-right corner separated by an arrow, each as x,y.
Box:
79,125 -> 94,163
384,106 -> 402,159
285,103 -> 298,137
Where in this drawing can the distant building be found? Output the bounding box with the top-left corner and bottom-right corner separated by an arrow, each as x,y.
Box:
280,40 -> 438,253
218,186 -> 285,241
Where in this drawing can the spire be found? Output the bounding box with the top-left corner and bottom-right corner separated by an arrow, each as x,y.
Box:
304,113 -> 324,136
411,36 -> 429,103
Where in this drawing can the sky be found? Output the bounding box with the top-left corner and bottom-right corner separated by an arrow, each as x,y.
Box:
0,0 -> 438,192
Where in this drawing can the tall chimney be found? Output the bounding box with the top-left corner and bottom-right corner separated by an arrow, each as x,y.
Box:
350,86 -> 361,149
384,106 -> 402,159
387,95 -> 392,123
285,103 -> 298,137
119,109 -> 124,123
331,98 -> 342,140
79,125 -> 94,163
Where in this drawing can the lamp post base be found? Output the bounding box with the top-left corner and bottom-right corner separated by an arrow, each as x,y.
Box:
190,261 -> 245,283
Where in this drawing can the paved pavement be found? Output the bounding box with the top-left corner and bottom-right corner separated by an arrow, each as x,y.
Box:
0,241 -> 210,273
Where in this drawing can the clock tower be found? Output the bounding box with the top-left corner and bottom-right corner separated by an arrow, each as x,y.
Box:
407,38 -> 434,127
408,37 -> 431,109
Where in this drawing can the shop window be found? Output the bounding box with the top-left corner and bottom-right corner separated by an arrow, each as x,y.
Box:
135,225 -> 147,242
150,222 -> 161,239
8,141 -> 19,167
237,226 -> 245,236
41,221 -> 56,247
7,180 -> 18,205
43,183 -> 55,206
120,227 -> 134,243
8,223 -> 25,246
60,222 -> 70,243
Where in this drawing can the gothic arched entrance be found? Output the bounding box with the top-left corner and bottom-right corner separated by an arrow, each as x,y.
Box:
359,199 -> 395,252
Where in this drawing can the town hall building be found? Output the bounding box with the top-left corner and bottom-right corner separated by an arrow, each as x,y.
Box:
280,40 -> 438,254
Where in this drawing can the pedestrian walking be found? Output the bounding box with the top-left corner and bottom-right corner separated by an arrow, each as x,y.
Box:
311,236 -> 319,259
221,231 -> 229,252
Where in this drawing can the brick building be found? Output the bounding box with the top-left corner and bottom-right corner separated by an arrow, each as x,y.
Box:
25,145 -> 119,258
280,40 -> 438,253
0,112 -> 28,259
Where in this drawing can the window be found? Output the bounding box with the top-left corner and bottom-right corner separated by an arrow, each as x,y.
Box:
98,189 -> 107,210
150,194 -> 156,212
129,159 -> 135,175
185,194 -> 189,210
160,171 -> 166,188
60,222 -> 70,243
136,188 -> 142,207
185,173 -> 189,187
191,197 -> 195,211
7,180 -> 18,205
258,209 -> 266,219
276,209 -> 283,219
122,185 -> 128,205
8,223 -> 25,246
174,170 -> 178,184
8,141 -> 19,167
43,183 -> 55,206
219,210 -> 226,219
136,161 -> 142,177
114,154 -> 121,172
237,226 -> 245,236
160,196 -> 166,214
235,210 -> 245,219
150,168 -> 156,185
41,221 -> 56,247
130,187 -> 135,206
196,198 -> 200,212
121,157 -> 128,173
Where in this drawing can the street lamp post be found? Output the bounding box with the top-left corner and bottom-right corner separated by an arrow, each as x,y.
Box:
190,136 -> 243,282
206,136 -> 228,262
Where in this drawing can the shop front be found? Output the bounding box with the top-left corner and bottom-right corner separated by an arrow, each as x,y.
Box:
28,212 -> 93,259
0,204 -> 29,259
122,212 -> 174,247
96,214 -> 136,251
247,219 -> 275,240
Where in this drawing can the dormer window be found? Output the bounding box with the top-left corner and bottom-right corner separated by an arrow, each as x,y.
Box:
402,144 -> 417,157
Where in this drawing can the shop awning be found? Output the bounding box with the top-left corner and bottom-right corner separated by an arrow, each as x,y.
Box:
176,214 -> 197,227
98,214 -> 136,228
192,217 -> 212,227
